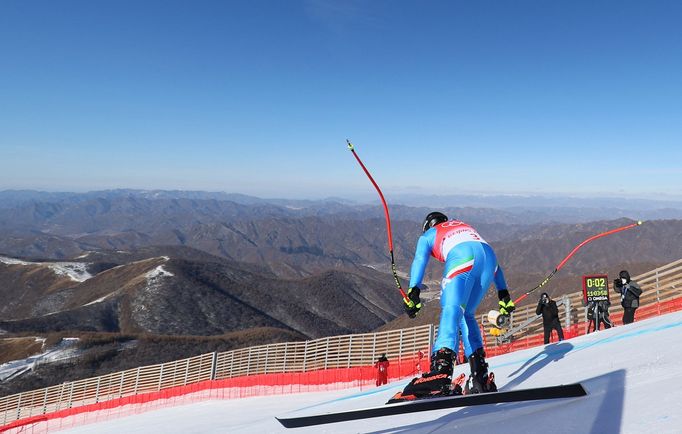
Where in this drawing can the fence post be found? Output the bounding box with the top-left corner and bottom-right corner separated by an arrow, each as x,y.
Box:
134,367 -> 141,395
158,364 -> 165,391
283,343 -> 288,373
398,329 -> 403,362
347,336 -> 353,368
372,333 -> 377,364
184,359 -> 190,385
264,345 -> 270,374
324,337 -> 330,369
15,393 -> 22,421
428,324 -> 434,356
656,270 -> 661,314
229,351 -> 234,378
302,341 -> 308,372
210,352 -> 218,380
94,377 -> 101,404
563,295 -> 571,329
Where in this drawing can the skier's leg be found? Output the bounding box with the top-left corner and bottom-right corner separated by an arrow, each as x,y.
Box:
398,245 -> 476,399
464,243 -> 498,394
544,326 -> 551,344
433,244 -> 477,357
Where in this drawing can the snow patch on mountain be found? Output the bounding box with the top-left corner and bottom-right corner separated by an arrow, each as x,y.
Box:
0,256 -> 32,266
0,338 -> 81,382
145,265 -> 174,280
0,255 -> 93,282
49,262 -> 93,282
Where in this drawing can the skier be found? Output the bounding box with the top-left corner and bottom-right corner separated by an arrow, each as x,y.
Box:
399,212 -> 515,398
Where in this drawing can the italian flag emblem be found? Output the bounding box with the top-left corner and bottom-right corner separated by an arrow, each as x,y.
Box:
446,257 -> 474,278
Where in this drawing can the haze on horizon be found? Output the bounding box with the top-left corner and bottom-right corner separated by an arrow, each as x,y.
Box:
1,1 -> 681,200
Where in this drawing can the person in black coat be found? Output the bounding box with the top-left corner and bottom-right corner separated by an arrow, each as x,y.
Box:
586,299 -> 613,332
536,292 -> 564,344
614,270 -> 642,324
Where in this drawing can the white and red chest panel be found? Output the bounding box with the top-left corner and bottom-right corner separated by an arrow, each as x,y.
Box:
431,220 -> 487,262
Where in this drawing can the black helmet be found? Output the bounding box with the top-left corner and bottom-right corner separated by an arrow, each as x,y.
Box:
619,270 -> 631,283
422,212 -> 448,233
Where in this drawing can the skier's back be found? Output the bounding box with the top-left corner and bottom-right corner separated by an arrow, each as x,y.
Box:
398,212 -> 515,399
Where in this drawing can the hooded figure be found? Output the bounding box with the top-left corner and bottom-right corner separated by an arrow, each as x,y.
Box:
536,292 -> 565,344
614,270 -> 642,324
374,354 -> 390,386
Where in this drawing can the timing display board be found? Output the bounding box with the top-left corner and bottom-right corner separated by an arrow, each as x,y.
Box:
582,275 -> 610,303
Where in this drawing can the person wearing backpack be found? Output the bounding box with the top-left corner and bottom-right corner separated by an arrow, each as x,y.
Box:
614,270 -> 642,324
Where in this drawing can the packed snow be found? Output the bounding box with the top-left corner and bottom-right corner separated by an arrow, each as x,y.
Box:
52,310 -> 682,433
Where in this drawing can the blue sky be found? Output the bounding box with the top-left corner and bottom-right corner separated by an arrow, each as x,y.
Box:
1,1 -> 681,200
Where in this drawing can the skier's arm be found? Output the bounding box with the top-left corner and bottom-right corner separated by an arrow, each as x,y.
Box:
408,234 -> 432,288
535,302 -> 543,316
494,265 -> 515,314
493,265 -> 508,291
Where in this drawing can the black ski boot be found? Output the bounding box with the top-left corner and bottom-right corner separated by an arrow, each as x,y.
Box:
387,348 -> 456,403
465,348 -> 497,394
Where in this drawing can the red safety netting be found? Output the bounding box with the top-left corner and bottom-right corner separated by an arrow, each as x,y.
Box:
4,296 -> 682,433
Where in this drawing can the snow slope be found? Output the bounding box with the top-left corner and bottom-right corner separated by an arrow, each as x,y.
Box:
59,310 -> 682,434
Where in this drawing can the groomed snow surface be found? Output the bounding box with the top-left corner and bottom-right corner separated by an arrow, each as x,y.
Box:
58,310 -> 682,433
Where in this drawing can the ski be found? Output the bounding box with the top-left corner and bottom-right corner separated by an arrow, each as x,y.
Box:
276,383 -> 586,428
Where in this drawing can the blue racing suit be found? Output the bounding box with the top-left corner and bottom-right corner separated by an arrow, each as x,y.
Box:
409,220 -> 508,357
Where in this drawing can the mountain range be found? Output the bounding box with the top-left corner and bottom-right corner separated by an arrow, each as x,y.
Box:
1,189 -> 681,395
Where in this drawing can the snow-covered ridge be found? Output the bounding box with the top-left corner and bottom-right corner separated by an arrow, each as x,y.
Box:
84,258 -> 172,307
0,255 -> 93,282
145,265 -> 174,279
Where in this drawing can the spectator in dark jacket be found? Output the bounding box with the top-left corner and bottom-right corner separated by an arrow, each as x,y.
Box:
614,270 -> 642,324
536,292 -> 564,344
587,300 -> 613,332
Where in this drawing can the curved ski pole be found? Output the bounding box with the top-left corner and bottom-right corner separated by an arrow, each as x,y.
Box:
347,139 -> 409,303
513,220 -> 643,304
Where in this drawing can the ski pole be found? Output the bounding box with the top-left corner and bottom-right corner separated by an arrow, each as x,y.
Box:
513,220 -> 643,304
346,139 -> 409,303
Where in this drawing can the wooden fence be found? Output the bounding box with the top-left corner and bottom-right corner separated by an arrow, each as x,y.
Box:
2,258 -> 682,428
0,325 -> 433,427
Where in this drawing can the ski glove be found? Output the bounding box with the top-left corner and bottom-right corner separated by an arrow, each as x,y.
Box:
498,289 -> 515,315
404,286 -> 422,318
